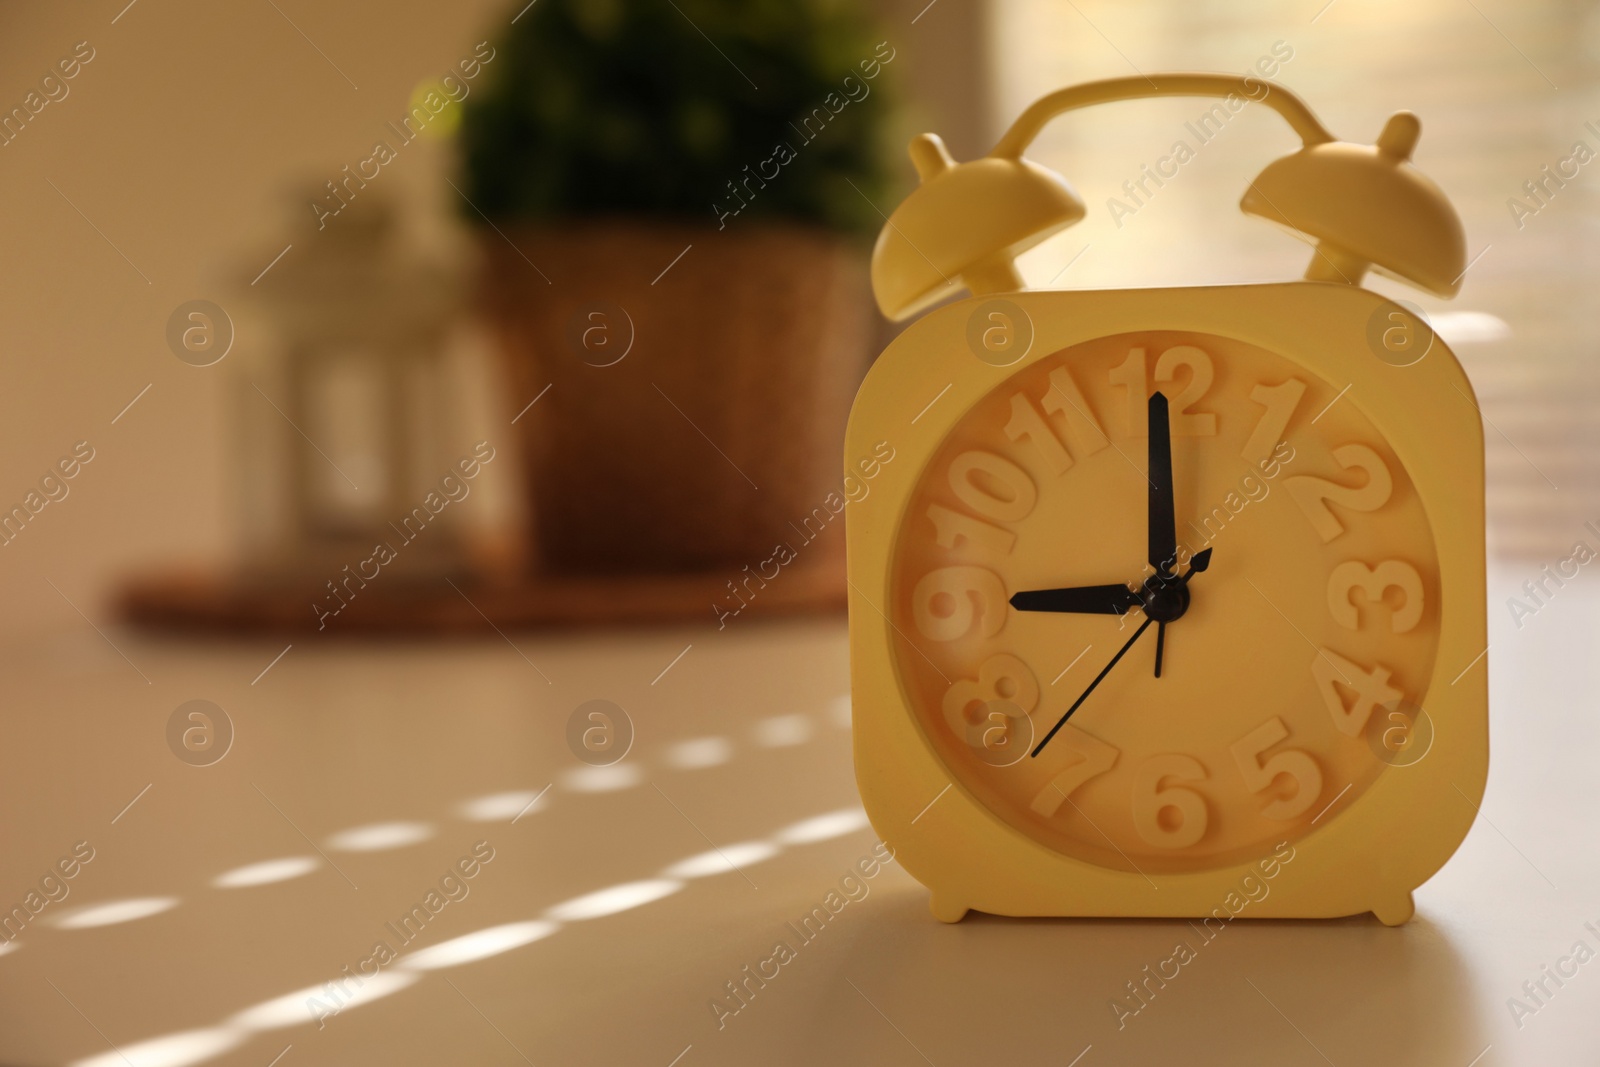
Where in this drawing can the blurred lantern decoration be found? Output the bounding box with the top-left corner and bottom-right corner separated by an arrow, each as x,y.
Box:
245,192 -> 462,575
118,190 -> 510,632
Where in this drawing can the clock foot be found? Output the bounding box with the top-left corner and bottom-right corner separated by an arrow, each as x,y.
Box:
929,895 -> 969,924
1371,892 -> 1415,927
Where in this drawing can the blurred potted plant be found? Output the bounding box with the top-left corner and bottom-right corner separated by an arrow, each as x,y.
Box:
461,0 -> 895,578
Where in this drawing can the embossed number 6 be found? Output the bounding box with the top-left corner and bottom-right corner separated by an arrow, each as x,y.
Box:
1131,754 -> 1209,848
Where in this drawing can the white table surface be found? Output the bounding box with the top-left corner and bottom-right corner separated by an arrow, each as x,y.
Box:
0,559 -> 1594,1067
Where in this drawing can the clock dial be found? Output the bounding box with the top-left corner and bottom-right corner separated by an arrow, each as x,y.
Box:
888,330 -> 1440,873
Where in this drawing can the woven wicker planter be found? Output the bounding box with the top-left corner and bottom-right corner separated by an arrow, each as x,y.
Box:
483,222 -> 874,576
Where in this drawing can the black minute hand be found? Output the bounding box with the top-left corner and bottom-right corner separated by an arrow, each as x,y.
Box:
1148,391 -> 1177,578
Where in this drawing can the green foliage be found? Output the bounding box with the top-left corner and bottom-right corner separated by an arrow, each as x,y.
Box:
459,0 -> 897,235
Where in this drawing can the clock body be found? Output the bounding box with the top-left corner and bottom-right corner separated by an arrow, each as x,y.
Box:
844,281 -> 1486,924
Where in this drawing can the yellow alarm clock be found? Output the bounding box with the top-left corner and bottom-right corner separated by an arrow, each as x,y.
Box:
845,74 -> 1486,925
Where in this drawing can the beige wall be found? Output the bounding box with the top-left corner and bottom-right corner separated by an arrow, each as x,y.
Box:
0,0 -> 509,634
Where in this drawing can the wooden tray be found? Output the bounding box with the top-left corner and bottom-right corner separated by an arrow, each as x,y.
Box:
119,552 -> 845,635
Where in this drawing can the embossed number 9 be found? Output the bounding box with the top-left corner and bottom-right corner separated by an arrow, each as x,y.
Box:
913,566 -> 1007,642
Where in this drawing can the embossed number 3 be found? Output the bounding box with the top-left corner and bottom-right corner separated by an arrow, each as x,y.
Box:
1326,560 -> 1424,633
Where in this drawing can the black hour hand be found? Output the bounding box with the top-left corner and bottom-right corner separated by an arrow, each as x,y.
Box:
1009,583 -> 1140,615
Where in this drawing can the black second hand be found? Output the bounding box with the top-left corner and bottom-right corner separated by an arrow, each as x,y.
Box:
1030,548 -> 1213,758
1031,616 -> 1154,758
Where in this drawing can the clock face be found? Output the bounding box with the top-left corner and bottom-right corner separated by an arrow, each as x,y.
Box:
888,330 -> 1440,873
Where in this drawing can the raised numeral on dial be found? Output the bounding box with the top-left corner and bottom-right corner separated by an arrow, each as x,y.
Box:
1005,392 -> 1073,476
1229,716 -> 1323,820
1158,346 -> 1219,436
1311,648 -> 1403,737
948,450 -> 1037,523
1241,378 -> 1306,462
942,653 -> 1038,747
1029,726 -> 1119,815
1041,366 -> 1111,456
1108,347 -> 1149,437
1327,560 -> 1424,633
926,503 -> 1017,557
912,566 -> 1008,642
1285,443 -> 1393,541
1109,345 -> 1218,437
1131,753 -> 1209,848
1003,366 -> 1111,477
